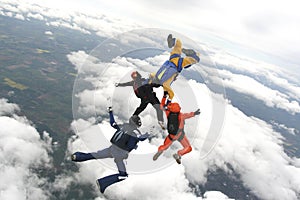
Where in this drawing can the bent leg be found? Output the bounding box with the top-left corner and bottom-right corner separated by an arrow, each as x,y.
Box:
171,39 -> 182,55
133,99 -> 148,116
92,147 -> 113,159
111,146 -> 128,174
150,95 -> 164,122
162,73 -> 177,100
158,135 -> 173,152
182,56 -> 199,68
177,135 -> 192,156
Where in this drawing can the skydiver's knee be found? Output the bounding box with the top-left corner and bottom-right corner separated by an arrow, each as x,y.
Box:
187,146 -> 192,153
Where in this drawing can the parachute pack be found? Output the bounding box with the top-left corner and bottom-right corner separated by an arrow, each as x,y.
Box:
110,128 -> 140,152
167,112 -> 180,135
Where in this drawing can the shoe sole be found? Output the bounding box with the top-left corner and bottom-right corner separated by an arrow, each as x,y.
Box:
167,34 -> 175,48
182,49 -> 196,56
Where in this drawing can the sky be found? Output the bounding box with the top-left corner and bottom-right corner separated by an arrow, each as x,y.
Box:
1,0 -> 300,199
11,0 -> 300,76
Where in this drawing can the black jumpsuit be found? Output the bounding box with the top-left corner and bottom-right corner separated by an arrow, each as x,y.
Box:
118,78 -> 164,122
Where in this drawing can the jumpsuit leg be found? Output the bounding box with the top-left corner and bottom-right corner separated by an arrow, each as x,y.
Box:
149,95 -> 164,122
177,135 -> 192,156
182,56 -> 198,67
92,147 -> 113,159
170,38 -> 199,68
111,145 -> 128,174
162,39 -> 183,100
170,39 -> 183,55
133,99 -> 149,116
158,135 -> 174,152
162,73 -> 177,100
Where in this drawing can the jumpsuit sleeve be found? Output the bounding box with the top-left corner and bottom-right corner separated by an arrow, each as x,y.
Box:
160,96 -> 170,116
118,80 -> 134,87
109,111 -> 120,130
138,133 -> 150,141
181,112 -> 195,120
160,96 -> 166,110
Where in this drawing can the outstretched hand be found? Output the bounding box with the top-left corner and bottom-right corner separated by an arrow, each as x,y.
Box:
194,109 -> 201,115
115,83 -> 119,87
139,132 -> 150,141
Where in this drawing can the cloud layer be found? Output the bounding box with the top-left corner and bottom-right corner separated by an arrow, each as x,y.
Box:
0,98 -> 53,200
67,49 -> 300,200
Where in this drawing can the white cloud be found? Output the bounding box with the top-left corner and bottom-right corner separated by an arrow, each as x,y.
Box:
67,48 -> 300,200
0,0 -> 141,36
27,12 -> 44,20
203,50 -> 300,114
1,0 -> 300,70
1,1 -> 299,198
266,72 -> 300,101
211,48 -> 300,92
14,13 -> 24,20
185,95 -> 300,200
45,30 -> 53,35
0,98 -> 53,200
215,69 -> 300,114
0,98 -> 20,115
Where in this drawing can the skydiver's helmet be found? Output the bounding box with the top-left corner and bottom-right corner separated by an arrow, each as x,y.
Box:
129,115 -> 142,127
167,102 -> 181,113
131,71 -> 141,80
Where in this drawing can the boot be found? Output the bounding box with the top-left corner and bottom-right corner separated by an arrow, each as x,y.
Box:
153,151 -> 163,161
71,152 -> 95,162
167,34 -> 176,48
173,153 -> 181,164
182,48 -> 200,62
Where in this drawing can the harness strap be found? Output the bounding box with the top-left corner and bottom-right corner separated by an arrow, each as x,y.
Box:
169,53 -> 180,60
177,58 -> 183,72
169,53 -> 183,72
168,129 -> 185,141
177,130 -> 185,142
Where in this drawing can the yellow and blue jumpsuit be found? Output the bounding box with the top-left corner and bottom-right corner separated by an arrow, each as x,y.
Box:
152,39 -> 200,102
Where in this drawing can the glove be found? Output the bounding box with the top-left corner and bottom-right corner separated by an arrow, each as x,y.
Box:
163,91 -> 169,98
107,106 -> 113,113
194,109 -> 201,115
139,132 -> 150,141
115,83 -> 119,87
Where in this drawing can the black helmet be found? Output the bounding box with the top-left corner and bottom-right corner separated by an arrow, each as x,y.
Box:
129,115 -> 141,127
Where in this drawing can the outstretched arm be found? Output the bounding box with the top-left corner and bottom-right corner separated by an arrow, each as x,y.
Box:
181,112 -> 195,120
138,132 -> 150,141
181,109 -> 200,120
116,80 -> 134,87
109,109 -> 120,130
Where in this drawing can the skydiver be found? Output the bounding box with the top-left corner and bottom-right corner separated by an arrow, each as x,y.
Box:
115,71 -> 165,130
153,94 -> 200,164
71,107 -> 149,193
150,34 -> 200,106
